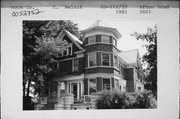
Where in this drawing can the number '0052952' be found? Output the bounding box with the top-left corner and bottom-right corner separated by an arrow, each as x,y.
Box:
12,9 -> 44,17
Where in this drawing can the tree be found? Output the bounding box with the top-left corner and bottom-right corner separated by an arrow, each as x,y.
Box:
23,20 -> 79,99
131,25 -> 157,97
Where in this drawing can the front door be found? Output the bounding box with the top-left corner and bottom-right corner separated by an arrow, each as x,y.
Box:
72,83 -> 77,100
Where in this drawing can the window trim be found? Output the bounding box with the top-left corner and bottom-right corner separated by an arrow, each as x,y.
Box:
88,53 -> 97,67
101,35 -> 110,44
102,78 -> 111,91
101,53 -> 111,66
88,36 -> 96,45
88,78 -> 97,95
72,58 -> 79,72
114,55 -> 118,69
61,44 -> 73,56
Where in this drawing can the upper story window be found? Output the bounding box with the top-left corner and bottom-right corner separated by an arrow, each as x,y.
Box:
88,53 -> 96,67
89,79 -> 97,94
102,53 -> 111,66
61,45 -> 72,56
119,62 -> 125,77
113,38 -> 117,47
101,35 -> 109,43
114,55 -> 118,68
51,61 -> 59,70
72,58 -> 79,72
102,78 -> 111,90
88,36 -> 96,45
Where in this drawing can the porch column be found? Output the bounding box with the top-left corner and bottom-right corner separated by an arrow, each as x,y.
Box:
77,82 -> 79,100
57,82 -> 61,98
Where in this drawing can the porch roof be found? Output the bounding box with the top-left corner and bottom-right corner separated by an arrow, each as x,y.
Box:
54,74 -> 84,82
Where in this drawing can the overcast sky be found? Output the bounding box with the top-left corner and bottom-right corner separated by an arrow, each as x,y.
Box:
74,20 -> 156,57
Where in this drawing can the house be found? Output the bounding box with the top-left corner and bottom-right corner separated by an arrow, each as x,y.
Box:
42,21 -> 144,110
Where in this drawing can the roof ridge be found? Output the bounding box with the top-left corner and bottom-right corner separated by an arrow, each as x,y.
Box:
119,49 -> 138,53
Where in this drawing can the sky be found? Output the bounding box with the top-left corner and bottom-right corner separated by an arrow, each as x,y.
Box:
73,20 -> 156,57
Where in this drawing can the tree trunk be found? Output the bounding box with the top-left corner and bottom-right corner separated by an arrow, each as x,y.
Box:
26,80 -> 31,97
23,82 -> 26,97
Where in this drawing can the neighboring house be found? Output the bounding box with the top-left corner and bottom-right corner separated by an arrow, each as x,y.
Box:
44,21 -> 144,109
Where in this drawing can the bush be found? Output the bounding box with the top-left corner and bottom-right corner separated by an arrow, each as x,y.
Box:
95,90 -> 157,109
96,91 -> 132,109
131,90 -> 157,109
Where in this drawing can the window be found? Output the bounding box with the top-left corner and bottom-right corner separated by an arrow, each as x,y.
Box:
138,87 -> 141,91
101,35 -> 109,43
114,55 -> 118,68
113,38 -> 117,47
88,36 -> 96,44
102,78 -> 111,90
102,53 -> 110,66
61,45 -> 72,56
119,63 -> 125,77
89,79 -> 97,94
52,62 -> 59,70
72,58 -> 79,71
88,53 -> 96,67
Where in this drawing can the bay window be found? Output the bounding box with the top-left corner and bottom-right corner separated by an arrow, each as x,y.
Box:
101,35 -> 109,43
102,53 -> 110,66
88,53 -> 96,67
89,79 -> 97,94
114,55 -> 118,68
102,78 -> 111,90
88,36 -> 96,44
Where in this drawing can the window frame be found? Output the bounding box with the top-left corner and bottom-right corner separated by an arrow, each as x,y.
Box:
72,58 -> 79,72
102,78 -> 111,91
114,55 -> 118,69
101,53 -> 111,66
101,35 -> 110,44
88,53 -> 97,67
88,36 -> 96,45
88,78 -> 97,95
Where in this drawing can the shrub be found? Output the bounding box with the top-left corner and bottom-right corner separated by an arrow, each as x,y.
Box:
131,90 -> 157,108
95,90 -> 157,109
96,91 -> 132,109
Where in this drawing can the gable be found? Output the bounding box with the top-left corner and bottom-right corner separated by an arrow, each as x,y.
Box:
56,29 -> 83,51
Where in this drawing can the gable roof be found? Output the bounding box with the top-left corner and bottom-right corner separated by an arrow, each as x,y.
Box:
56,29 -> 83,50
118,49 -> 142,68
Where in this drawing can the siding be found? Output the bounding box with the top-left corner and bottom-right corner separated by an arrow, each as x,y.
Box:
84,78 -> 88,95
85,44 -> 113,52
85,67 -> 114,74
97,77 -> 102,91
125,68 -> 134,92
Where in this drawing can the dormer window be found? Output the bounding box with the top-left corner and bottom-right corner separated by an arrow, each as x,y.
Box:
88,36 -> 96,44
101,35 -> 109,43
